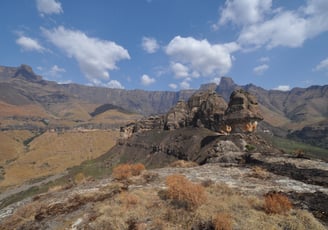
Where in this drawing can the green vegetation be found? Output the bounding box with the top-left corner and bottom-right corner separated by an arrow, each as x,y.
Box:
0,185 -> 48,210
269,136 -> 328,161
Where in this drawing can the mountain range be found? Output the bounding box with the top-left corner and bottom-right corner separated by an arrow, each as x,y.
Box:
0,64 -> 327,146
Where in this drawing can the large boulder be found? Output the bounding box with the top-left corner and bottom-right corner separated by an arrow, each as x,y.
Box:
190,91 -> 227,131
164,90 -> 228,131
225,89 -> 263,133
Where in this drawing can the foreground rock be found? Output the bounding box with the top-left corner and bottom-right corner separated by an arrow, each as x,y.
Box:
0,160 -> 327,229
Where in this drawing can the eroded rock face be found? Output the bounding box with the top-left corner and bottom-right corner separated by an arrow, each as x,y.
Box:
225,89 -> 263,133
190,91 -> 228,131
164,100 -> 189,130
120,89 -> 263,139
120,115 -> 164,139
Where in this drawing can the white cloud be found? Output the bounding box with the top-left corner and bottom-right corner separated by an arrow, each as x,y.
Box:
211,77 -> 221,85
49,65 -> 65,77
217,0 -> 328,50
42,26 -> 130,84
273,85 -> 290,91
238,11 -> 307,49
217,0 -> 272,27
180,80 -> 191,89
171,62 -> 189,78
106,80 -> 124,89
16,36 -> 45,52
314,57 -> 328,72
165,36 -> 239,78
253,64 -> 269,75
141,74 -> 155,86
36,0 -> 63,16
142,37 -> 159,53
169,83 -> 178,90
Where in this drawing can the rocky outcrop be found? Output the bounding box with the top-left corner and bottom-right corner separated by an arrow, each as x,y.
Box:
225,89 -> 263,133
120,116 -> 164,139
121,89 -> 263,139
164,100 -> 189,130
187,91 -> 228,131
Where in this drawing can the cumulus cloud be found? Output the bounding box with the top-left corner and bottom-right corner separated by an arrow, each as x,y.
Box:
217,0 -> 328,50
170,62 -> 189,78
42,26 -> 130,84
211,77 -> 221,85
16,36 -> 45,52
238,11 -> 307,49
314,57 -> 328,72
49,65 -> 65,77
217,0 -> 272,27
165,36 -> 239,78
106,80 -> 124,89
253,64 -> 269,75
36,0 -> 63,16
142,37 -> 159,53
168,83 -> 178,90
273,85 -> 290,91
180,80 -> 191,89
141,74 -> 155,86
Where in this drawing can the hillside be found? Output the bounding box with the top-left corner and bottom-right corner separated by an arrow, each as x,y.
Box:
0,84 -> 327,229
1,65 -> 327,132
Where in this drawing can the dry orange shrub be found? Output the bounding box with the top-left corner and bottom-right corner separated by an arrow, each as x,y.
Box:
165,174 -> 207,210
263,192 -> 292,214
112,163 -> 145,180
119,192 -> 139,209
213,212 -> 233,230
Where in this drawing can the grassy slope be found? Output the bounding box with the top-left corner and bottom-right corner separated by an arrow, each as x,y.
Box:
0,130 -> 119,188
262,134 -> 328,161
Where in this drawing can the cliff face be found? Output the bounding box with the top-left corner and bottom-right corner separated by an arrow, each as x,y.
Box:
120,90 -> 263,142
0,64 -> 327,136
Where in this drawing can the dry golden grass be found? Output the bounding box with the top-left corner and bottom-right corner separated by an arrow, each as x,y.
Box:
170,160 -> 198,168
0,177 -> 326,230
213,212 -> 233,230
264,192 -> 292,214
250,166 -> 270,179
74,172 -> 87,185
0,130 -> 119,187
0,101 -> 48,117
165,174 -> 207,210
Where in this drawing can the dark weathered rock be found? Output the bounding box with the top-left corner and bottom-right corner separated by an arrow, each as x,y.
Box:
164,100 -> 189,130
225,89 -> 263,133
189,91 -> 227,131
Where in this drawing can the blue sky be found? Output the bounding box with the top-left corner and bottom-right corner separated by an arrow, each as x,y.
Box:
0,0 -> 328,91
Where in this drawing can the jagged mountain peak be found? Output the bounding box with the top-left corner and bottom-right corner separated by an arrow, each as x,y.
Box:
13,64 -> 43,82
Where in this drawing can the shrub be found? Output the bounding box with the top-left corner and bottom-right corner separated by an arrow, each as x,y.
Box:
250,166 -> 269,179
74,172 -> 86,184
119,192 -> 139,209
112,163 -> 146,180
263,192 -> 292,214
165,174 -> 207,210
130,163 -> 146,176
213,212 -> 233,230
245,144 -> 256,152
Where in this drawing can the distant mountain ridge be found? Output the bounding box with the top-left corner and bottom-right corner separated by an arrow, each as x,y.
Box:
0,64 -> 327,136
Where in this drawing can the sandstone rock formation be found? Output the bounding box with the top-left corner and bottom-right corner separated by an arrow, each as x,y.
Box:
225,89 -> 263,133
120,89 -> 263,138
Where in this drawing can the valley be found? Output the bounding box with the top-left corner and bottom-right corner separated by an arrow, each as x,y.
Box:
0,64 -> 327,229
